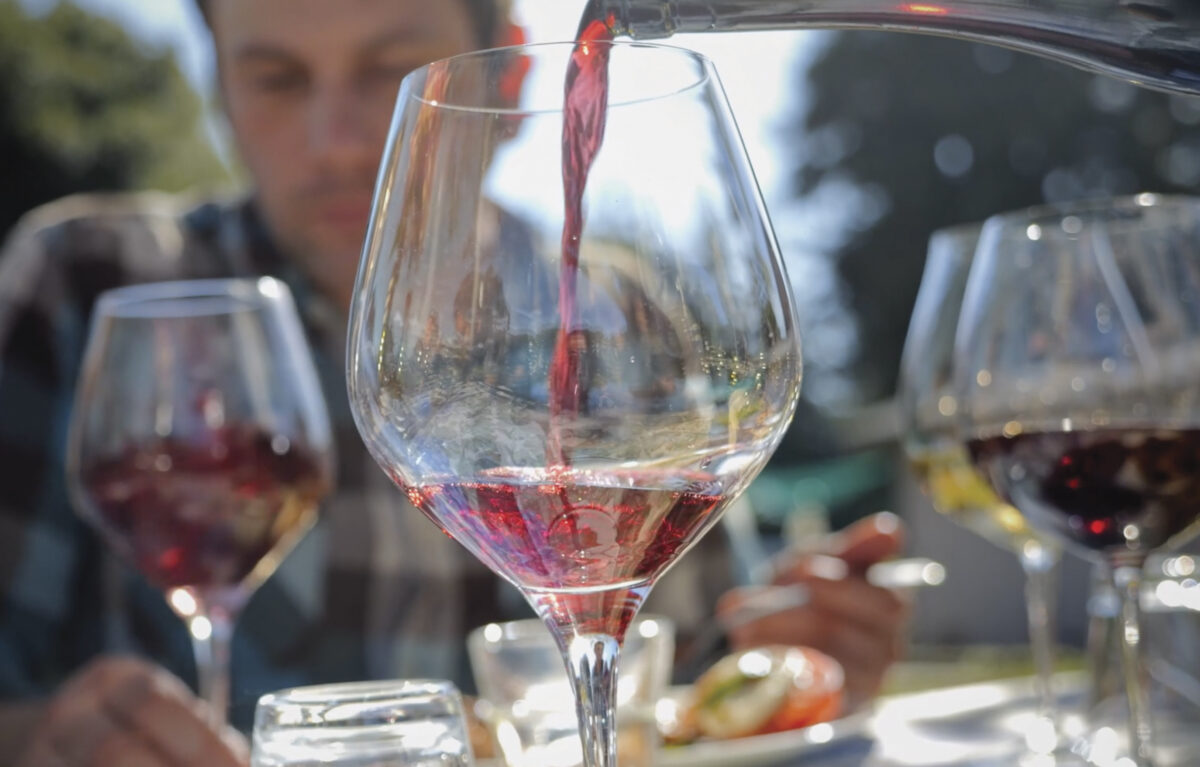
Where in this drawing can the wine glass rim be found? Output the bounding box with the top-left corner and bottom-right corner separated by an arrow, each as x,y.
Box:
929,220 -> 984,246
982,192 -> 1200,231
95,277 -> 287,318
408,40 -> 714,116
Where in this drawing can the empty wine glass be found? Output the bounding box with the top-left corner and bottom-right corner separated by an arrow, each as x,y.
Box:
67,278 -> 335,723
955,194 -> 1200,766
346,41 -> 802,767
899,223 -> 1065,761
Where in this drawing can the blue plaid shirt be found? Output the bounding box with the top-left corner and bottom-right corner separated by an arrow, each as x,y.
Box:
0,192 -> 735,729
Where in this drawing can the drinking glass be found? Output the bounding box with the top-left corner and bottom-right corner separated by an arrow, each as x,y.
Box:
898,223 -> 1065,759
251,679 -> 474,767
468,616 -> 674,767
346,41 -> 802,767
955,194 -> 1200,766
67,277 -> 335,722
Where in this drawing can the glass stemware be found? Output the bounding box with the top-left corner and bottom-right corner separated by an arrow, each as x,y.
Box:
955,194 -> 1200,766
67,278 -> 335,723
346,42 -> 802,767
899,223 -> 1065,761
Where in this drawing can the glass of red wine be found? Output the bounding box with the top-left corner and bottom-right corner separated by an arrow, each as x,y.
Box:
346,41 -> 802,767
899,223 -> 1067,761
67,277 -> 334,723
955,194 -> 1200,767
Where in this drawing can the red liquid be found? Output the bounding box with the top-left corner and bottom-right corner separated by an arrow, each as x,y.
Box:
405,468 -> 724,633
969,427 -> 1200,559
79,425 -> 330,593
547,11 -> 616,466
488,11 -> 722,634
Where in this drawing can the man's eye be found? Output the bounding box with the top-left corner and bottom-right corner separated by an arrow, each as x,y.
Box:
253,71 -> 308,93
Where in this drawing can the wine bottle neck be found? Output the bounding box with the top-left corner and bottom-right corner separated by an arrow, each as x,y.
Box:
609,1 -> 1162,36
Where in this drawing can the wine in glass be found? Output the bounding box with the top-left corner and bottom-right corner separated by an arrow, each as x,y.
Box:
67,278 -> 335,723
955,194 -> 1200,766
346,41 -> 802,767
899,223 -> 1066,759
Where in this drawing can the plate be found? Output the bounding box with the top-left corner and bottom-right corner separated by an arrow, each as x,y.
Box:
655,687 -> 873,767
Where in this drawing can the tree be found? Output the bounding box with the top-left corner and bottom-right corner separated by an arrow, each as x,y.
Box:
788,31 -> 1200,407
0,1 -> 227,237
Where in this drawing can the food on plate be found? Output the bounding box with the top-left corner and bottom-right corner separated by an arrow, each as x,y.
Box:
665,645 -> 844,743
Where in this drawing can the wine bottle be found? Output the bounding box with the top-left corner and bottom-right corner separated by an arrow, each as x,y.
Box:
595,0 -> 1200,94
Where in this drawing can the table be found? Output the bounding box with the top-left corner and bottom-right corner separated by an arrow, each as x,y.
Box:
763,672 -> 1194,766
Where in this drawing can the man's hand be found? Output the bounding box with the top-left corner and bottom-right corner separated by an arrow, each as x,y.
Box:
16,656 -> 249,767
716,512 -> 910,712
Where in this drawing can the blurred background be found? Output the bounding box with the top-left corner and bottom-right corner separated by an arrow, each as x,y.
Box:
6,0 -> 1200,685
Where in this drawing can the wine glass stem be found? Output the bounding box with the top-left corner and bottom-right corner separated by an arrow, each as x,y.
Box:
1019,543 -> 1060,738
1112,563 -> 1156,766
187,608 -> 235,725
563,632 -> 621,767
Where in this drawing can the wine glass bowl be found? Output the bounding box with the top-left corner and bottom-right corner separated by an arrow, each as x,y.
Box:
347,41 -> 801,767
954,194 -> 1200,765
900,224 -> 1047,556
956,195 -> 1200,564
67,277 -> 335,722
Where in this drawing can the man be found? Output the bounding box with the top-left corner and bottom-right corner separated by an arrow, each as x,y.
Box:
0,0 -> 907,763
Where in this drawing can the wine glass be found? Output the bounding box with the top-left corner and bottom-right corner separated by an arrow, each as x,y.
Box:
898,223 -> 1066,760
67,277 -> 335,723
346,41 -> 802,767
955,194 -> 1200,766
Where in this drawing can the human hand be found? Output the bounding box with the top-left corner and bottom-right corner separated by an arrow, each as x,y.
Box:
716,511 -> 910,712
16,656 -> 248,767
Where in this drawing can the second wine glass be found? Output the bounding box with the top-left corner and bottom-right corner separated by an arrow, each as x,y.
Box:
347,41 -> 802,767
956,194 -> 1200,767
899,223 -> 1065,761
67,278 -> 335,724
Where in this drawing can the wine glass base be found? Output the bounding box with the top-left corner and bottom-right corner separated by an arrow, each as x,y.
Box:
1068,719 -> 1197,767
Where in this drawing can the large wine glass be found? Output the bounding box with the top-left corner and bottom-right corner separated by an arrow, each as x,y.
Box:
67,278 -> 335,723
955,194 -> 1200,766
347,42 -> 802,767
899,223 -> 1066,761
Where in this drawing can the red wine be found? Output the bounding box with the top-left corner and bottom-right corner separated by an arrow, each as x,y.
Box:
969,427 -> 1200,558
405,467 -> 724,633
546,11 -> 616,466
79,425 -> 330,593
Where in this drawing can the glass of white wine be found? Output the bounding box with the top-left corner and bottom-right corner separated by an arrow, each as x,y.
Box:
898,223 -> 1065,761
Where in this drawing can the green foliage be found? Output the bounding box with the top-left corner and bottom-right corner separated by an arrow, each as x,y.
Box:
0,1 -> 228,236
792,32 -> 1200,405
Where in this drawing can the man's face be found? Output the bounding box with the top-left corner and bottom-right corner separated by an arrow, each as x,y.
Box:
210,0 -> 478,303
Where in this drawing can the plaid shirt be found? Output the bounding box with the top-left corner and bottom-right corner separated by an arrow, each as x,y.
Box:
0,192 -> 734,728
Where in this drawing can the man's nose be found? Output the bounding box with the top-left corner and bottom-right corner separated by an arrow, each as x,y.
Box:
307,84 -> 377,171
